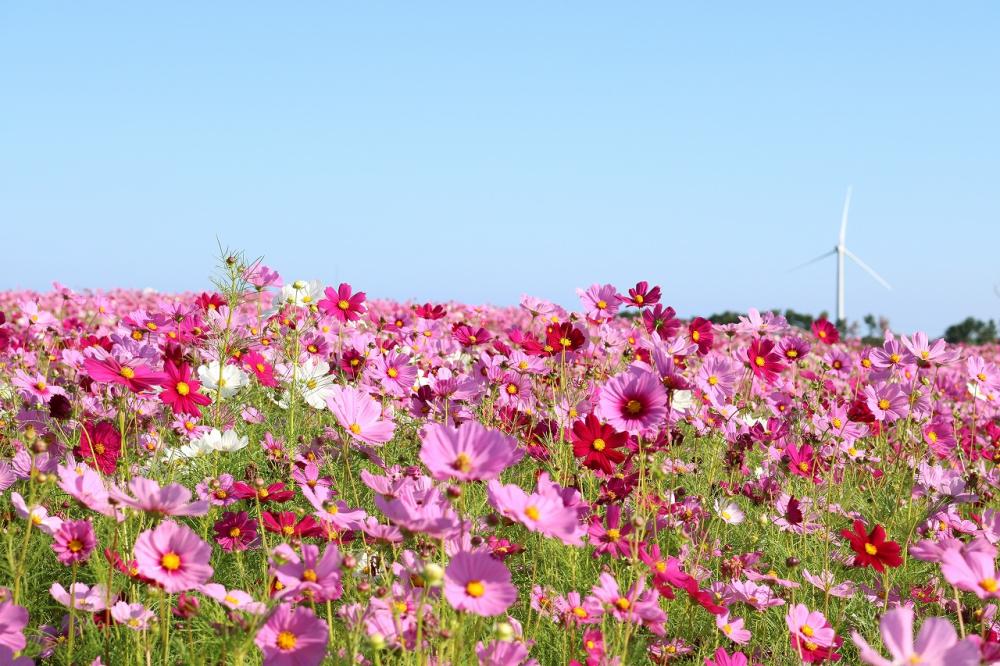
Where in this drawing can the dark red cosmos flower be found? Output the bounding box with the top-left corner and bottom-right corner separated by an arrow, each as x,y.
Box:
261,511 -> 322,539
319,283 -> 367,323
620,281 -> 661,308
810,318 -> 840,345
840,519 -> 902,573
213,511 -> 260,552
414,302 -> 447,320
104,548 -> 159,587
792,631 -> 843,663
195,292 -> 226,311
452,324 -> 492,347
232,482 -> 295,504
688,317 -> 714,355
159,361 -> 212,417
545,322 -> 585,355
642,305 -> 681,341
338,348 -> 366,378
570,414 -> 627,474
76,421 -> 121,474
784,496 -> 804,526
746,337 -> 785,383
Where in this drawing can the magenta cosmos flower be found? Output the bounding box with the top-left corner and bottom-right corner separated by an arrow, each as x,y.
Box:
83,349 -> 163,393
444,550 -> 517,617
134,520 -> 213,593
325,385 -> 395,445
597,367 -> 667,435
159,361 -> 212,417
110,476 -> 209,517
317,282 -> 366,323
52,519 -> 97,565
254,602 -> 328,666
419,420 -> 523,482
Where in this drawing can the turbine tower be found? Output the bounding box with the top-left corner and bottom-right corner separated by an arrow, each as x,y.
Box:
794,187 -> 892,323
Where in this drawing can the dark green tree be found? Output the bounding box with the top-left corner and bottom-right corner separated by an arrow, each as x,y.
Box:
944,317 -> 998,344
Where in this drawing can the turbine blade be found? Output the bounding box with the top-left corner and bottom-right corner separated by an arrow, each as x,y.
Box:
844,248 -> 892,290
839,186 -> 852,245
789,249 -> 836,272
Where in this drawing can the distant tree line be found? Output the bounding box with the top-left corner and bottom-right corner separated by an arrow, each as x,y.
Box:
619,307 -> 997,345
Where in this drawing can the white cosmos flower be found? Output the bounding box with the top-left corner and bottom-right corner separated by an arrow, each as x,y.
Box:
277,359 -> 335,410
165,437 -> 214,461
280,279 -> 323,308
714,499 -> 745,525
198,361 -> 248,399
196,428 -> 248,453
671,390 -> 694,413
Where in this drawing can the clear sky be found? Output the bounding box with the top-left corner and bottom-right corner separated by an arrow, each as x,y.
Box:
2,4 -> 998,336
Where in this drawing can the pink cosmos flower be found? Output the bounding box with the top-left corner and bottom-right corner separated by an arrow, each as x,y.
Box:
325,385 -> 396,445
940,539 -> 1000,599
110,476 -> 210,517
444,550 -> 517,617
271,543 -> 343,603
786,604 -> 835,648
254,602 -> 328,666
318,283 -> 367,323
83,349 -> 163,393
578,283 -> 620,322
0,601 -> 28,652
111,601 -> 155,630
199,584 -> 267,615
486,479 -> 585,546
134,520 -> 214,593
597,367 -> 668,434
705,648 -> 748,666
52,519 -> 97,565
10,492 -> 63,535
864,382 -> 908,423
49,582 -> 108,612
852,606 -> 980,666
717,612 -> 752,645
12,369 -> 66,405
419,420 -> 523,482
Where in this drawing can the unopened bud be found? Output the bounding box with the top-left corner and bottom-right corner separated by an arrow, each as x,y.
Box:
423,563 -> 444,587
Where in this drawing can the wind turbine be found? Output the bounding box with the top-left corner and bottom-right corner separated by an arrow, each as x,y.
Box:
792,187 -> 892,323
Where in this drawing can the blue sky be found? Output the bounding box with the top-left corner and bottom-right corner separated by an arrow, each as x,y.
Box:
1,4 -> 998,335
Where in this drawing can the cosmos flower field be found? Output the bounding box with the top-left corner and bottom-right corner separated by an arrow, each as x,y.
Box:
1,254 -> 999,665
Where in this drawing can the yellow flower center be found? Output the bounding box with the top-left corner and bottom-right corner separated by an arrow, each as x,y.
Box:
691,330 -> 700,341
592,438 -> 606,451
525,506 -> 540,521
625,399 -> 643,415
865,543 -> 878,555
229,527 -> 241,538
615,597 -> 630,610
68,539 -> 83,552
387,368 -> 398,378
224,594 -> 239,605
161,552 -> 181,571
878,399 -> 890,410
596,300 -> 607,310
465,580 -> 485,598
303,569 -> 318,582
120,367 -> 136,379
506,383 -> 518,395
980,578 -> 999,593
349,423 -> 361,435
338,299 -> 350,310
452,453 -> 473,473
175,381 -> 190,396
708,375 -> 719,386
754,356 -> 766,367
606,528 -> 621,541
801,624 -> 814,637
276,631 -> 297,651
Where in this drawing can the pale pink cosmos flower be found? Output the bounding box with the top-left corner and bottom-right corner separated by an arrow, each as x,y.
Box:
577,283 -> 620,322
10,492 -> 63,535
419,420 -> 523,482
444,551 -> 517,617
852,606 -> 980,666
802,569 -> 855,599
199,583 -> 266,615
940,538 -> 1000,600
110,476 -> 209,517
785,603 -> 835,647
134,520 -> 213,593
0,600 -> 28,652
716,612 -> 752,645
325,385 -> 396,445
49,582 -> 108,613
12,369 -> 66,405
111,601 -> 155,630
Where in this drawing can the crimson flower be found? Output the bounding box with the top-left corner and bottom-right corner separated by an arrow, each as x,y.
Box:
642,305 -> 681,341
76,421 -> 122,474
688,317 -> 714,355
414,302 -> 447,320
262,511 -> 323,539
570,414 -> 627,474
840,519 -> 902,573
810,318 -> 840,345
452,324 -> 492,347
620,280 -> 661,308
746,337 -> 785,383
232,482 -> 295,504
545,322 -> 585,355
